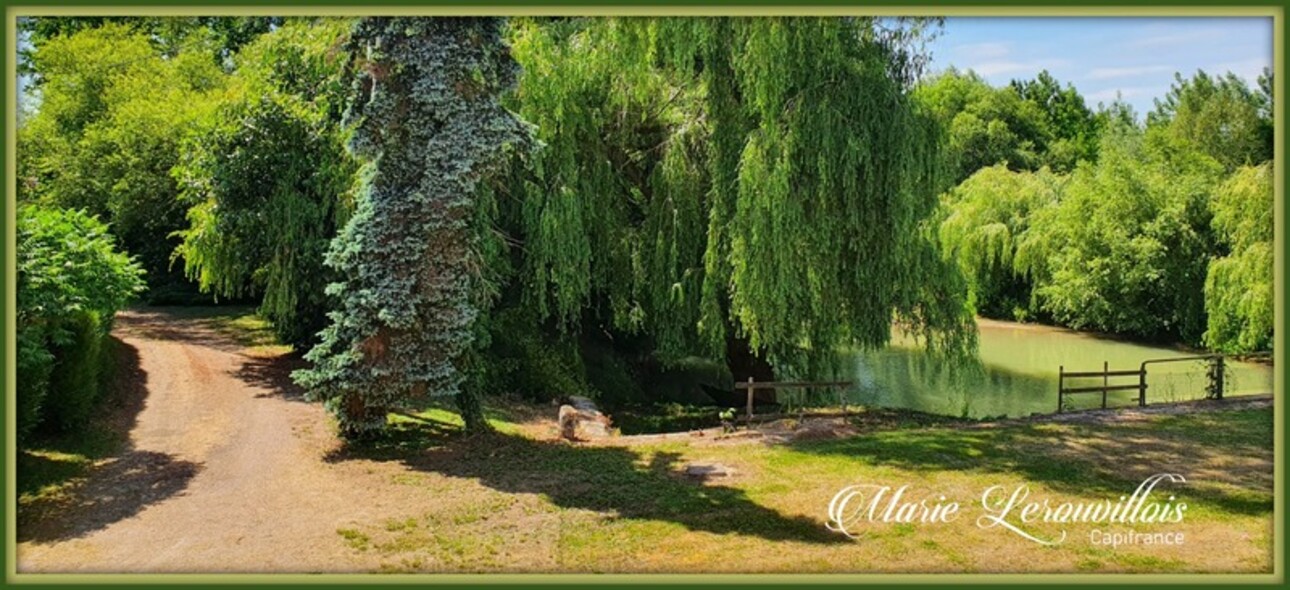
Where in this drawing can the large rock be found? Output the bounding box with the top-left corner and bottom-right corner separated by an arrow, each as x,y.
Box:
559,397 -> 613,440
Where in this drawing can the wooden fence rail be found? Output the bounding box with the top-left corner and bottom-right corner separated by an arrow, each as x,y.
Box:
734,378 -> 853,422
1058,354 -> 1232,413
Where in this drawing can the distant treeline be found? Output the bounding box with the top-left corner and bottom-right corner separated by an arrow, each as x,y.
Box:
926,68 -> 1273,353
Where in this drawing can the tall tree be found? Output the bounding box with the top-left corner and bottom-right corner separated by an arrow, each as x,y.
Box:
1148,69 -> 1272,172
914,69 -> 1051,183
1011,70 -> 1102,171
17,24 -> 225,300
1204,163 -> 1274,353
174,19 -> 356,348
293,17 -> 533,438
938,164 -> 1062,320
495,18 -> 976,385
670,18 -> 975,374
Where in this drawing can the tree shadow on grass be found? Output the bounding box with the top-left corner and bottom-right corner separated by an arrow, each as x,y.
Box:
788,411 -> 1273,518
18,337 -> 200,544
324,416 -> 846,545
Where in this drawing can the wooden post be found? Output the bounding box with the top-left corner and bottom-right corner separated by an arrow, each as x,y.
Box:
838,386 -> 847,415
1210,356 -> 1225,400
1101,361 -> 1109,409
1058,365 -> 1064,413
1216,356 -> 1225,400
746,377 -> 755,424
1138,367 -> 1147,407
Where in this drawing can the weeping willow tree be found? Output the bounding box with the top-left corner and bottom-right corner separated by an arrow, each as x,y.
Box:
491,19 -> 710,363
1204,163 -> 1274,353
494,17 -> 975,385
937,164 -> 1063,320
293,17 -> 533,437
501,19 -> 688,330
677,18 -> 976,375
174,19 -> 355,348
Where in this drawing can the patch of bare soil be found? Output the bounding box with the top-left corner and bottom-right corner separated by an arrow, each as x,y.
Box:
16,309 -> 433,573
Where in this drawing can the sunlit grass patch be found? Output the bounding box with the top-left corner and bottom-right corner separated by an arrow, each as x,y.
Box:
134,305 -> 292,356
201,308 -> 292,356
331,405 -> 1272,573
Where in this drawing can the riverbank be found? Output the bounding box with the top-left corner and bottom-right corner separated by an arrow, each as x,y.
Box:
602,394 -> 1275,447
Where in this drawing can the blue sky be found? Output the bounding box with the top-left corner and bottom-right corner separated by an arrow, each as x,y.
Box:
925,17 -> 1274,117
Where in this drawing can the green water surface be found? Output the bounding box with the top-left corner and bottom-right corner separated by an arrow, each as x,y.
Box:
820,319 -> 1274,419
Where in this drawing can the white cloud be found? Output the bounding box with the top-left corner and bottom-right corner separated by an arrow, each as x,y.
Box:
968,59 -> 1071,78
1127,26 -> 1228,49
1087,65 -> 1174,80
1211,58 -> 1272,85
1087,86 -> 1163,104
953,41 -> 1010,60
970,61 -> 1028,76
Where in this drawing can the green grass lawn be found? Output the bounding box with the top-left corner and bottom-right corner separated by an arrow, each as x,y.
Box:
329,404 -> 1274,573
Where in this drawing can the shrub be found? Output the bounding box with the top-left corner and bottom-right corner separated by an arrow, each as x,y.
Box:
16,205 -> 144,440
16,328 -> 55,443
43,311 -> 107,432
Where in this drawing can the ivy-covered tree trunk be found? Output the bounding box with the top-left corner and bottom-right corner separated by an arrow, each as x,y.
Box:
294,17 -> 532,438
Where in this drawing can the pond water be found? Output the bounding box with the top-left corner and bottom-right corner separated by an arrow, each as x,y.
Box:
799,319 -> 1275,419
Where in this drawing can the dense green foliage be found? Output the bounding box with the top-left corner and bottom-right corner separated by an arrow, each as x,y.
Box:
465,18 -> 705,403
938,69 -> 1273,351
488,18 -> 976,393
19,16 -> 281,69
16,206 -> 144,441
1204,163 -> 1274,353
43,310 -> 108,431
1011,71 -> 1103,171
174,19 -> 356,347
18,24 -> 225,301
677,18 -> 975,373
1019,122 -> 1221,342
293,17 -> 534,437
916,69 -> 1101,183
937,164 -> 1062,320
1148,70 -> 1273,172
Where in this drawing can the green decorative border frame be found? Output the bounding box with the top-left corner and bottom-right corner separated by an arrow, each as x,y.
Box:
0,2 -> 1283,587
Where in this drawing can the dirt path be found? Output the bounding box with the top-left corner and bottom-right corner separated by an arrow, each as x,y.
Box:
17,309 -> 426,573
